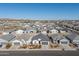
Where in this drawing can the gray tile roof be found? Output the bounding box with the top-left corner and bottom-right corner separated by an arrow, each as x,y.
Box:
51,34 -> 63,41
2,29 -> 15,33
10,38 -> 17,42
46,26 -> 54,30
0,34 -> 16,41
60,38 -> 69,41
66,32 -> 78,40
74,35 -> 79,40
31,33 -> 49,41
15,33 -> 34,41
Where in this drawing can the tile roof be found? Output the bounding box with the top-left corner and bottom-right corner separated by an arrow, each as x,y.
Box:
0,34 -> 16,41
13,33 -> 35,41
51,34 -> 63,40
31,33 -> 49,41
66,32 -> 78,40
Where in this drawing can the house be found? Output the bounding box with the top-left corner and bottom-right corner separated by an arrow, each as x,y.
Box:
50,34 -> 63,44
41,30 -> 47,35
50,33 -> 70,49
73,36 -> 79,44
65,32 -> 79,48
31,33 -> 50,45
60,29 -> 67,34
10,38 -> 23,46
0,34 -> 16,42
15,30 -> 24,35
0,34 -> 16,47
59,38 -> 70,45
24,24 -> 30,27
46,26 -> 54,31
24,29 -> 37,33
50,29 -> 58,34
0,38 -> 8,47
59,28 -> 68,34
2,32 -> 9,35
72,36 -> 79,47
0,30 -> 15,36
35,22 -> 43,26
13,33 -> 36,45
65,32 -> 78,43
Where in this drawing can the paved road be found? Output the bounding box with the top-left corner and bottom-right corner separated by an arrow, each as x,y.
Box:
0,50 -> 79,56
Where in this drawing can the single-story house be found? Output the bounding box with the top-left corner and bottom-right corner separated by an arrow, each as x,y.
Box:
24,29 -> 37,33
59,38 -> 70,45
31,33 -> 50,45
2,30 -> 15,35
2,32 -> 9,35
15,30 -> 24,35
24,24 -> 30,27
46,26 -> 54,30
72,36 -> 79,47
60,29 -> 67,34
41,30 -> 47,35
65,32 -> 78,43
65,32 -> 79,48
50,29 -> 58,34
56,27 -> 68,33
74,26 -> 79,31
0,34 -> 16,47
0,39 -> 8,47
10,38 -> 23,46
50,34 -> 63,44
50,33 -> 70,47
14,33 -> 36,45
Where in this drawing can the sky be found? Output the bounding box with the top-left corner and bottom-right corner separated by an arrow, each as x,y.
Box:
0,3 -> 79,20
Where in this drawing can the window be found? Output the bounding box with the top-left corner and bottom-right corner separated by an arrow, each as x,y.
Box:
61,42 -> 68,44
14,42 -> 20,45
42,42 -> 48,45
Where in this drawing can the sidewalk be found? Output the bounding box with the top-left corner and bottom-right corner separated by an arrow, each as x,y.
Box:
60,45 -> 77,51
0,48 -> 63,51
0,45 -> 63,51
0,45 -> 77,51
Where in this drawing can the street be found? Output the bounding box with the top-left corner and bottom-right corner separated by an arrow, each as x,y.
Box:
0,50 -> 79,56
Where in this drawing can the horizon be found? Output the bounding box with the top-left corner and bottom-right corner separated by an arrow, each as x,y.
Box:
0,3 -> 79,20
0,18 -> 79,21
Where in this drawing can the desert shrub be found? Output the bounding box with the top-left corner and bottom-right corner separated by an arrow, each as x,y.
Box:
6,43 -> 12,49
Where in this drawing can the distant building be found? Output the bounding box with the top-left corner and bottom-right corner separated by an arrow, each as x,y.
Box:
15,30 -> 24,34
41,31 -> 47,35
50,29 -> 58,34
24,29 -> 36,33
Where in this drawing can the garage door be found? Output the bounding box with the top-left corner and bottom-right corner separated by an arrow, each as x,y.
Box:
42,41 -> 48,45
